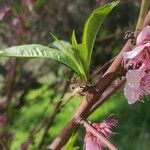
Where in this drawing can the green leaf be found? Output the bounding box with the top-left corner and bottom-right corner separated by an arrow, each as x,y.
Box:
71,30 -> 77,47
51,40 -> 75,59
0,44 -> 87,81
50,40 -> 88,81
51,40 -> 72,51
50,33 -> 74,56
75,1 -> 119,71
64,132 -> 79,150
50,34 -> 88,80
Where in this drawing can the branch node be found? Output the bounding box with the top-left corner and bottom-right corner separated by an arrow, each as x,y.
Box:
74,116 -> 83,125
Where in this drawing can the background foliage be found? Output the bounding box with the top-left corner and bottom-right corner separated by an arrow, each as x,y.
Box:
0,0 -> 149,150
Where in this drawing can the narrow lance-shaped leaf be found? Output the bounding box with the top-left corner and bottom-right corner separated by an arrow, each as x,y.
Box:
50,33 -> 75,57
74,1 -> 120,72
0,44 -> 87,81
50,33 -> 88,81
51,40 -> 88,81
83,1 -> 119,65
71,30 -> 77,47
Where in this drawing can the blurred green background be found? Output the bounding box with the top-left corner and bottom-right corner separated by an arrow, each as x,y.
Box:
0,0 -> 150,150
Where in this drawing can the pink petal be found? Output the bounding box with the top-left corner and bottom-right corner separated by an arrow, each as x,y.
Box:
99,122 -> 107,128
137,25 -> 150,45
123,42 -> 150,59
85,138 -> 102,150
84,119 -> 117,150
124,82 -> 141,104
126,70 -> 143,88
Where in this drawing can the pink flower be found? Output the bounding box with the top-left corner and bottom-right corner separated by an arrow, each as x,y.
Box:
0,6 -> 11,21
123,25 -> 150,104
123,26 -> 150,69
84,118 -> 117,150
124,68 -> 150,104
137,25 -> 150,45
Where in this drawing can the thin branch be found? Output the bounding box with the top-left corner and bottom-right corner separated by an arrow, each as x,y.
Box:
90,57 -> 115,78
76,117 -> 118,150
37,101 -> 63,149
4,58 -> 17,149
96,34 -> 116,42
42,88 -> 81,149
89,78 -> 125,114
37,86 -> 80,149
0,139 -> 8,150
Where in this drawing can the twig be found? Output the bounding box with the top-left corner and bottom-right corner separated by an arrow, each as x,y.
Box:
96,34 -> 116,42
76,117 -> 118,150
0,139 -> 8,150
89,78 -> 125,114
37,101 -> 63,150
90,57 -> 115,78
38,87 -> 81,149
4,58 -> 17,149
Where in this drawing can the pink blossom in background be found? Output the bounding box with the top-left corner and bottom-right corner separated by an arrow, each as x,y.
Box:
84,118 -> 117,150
123,25 -> 150,104
0,6 -> 11,21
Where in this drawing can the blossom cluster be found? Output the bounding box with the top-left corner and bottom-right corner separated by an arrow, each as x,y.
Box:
123,25 -> 150,104
84,118 -> 117,150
